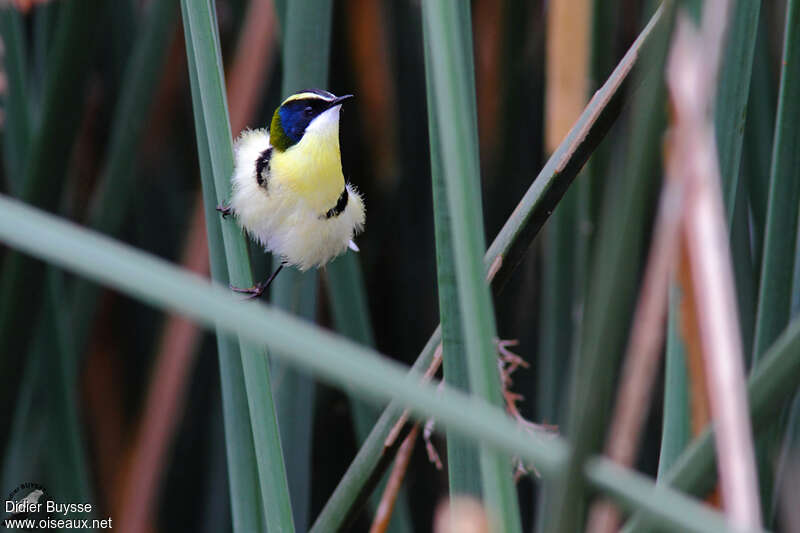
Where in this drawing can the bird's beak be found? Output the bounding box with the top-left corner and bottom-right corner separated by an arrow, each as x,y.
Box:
327,94 -> 354,108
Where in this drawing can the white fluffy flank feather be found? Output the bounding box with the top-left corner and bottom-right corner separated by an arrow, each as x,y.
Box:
229,129 -> 366,271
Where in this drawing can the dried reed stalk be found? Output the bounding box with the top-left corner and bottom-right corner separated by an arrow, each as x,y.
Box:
369,424 -> 421,533
590,2 -> 761,530
586,172 -> 686,533
665,11 -> 761,529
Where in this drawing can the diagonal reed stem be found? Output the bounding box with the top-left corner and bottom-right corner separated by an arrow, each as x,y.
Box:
0,191 -> 766,533
311,7 -> 672,529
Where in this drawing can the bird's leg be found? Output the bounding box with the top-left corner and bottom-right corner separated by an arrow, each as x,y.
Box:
231,264 -> 285,299
216,203 -> 233,218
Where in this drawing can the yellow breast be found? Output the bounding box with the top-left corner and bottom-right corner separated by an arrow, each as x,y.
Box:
269,107 -> 345,214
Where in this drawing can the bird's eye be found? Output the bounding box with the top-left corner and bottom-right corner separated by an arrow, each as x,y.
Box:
304,106 -> 314,116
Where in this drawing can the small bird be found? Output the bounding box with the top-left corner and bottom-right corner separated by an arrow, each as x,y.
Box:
9,489 -> 43,519
218,89 -> 365,297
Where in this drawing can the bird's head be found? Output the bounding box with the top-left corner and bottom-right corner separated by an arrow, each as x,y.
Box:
269,89 -> 353,152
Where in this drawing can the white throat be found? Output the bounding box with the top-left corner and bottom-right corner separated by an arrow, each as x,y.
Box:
305,105 -> 341,137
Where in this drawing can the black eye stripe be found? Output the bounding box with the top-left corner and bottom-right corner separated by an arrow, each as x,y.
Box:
287,98 -> 329,115
276,96 -> 336,147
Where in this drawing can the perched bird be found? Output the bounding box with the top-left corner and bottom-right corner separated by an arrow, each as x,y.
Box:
218,89 -> 365,297
9,489 -> 43,519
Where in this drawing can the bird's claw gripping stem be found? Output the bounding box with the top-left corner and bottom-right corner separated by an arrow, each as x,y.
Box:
216,203 -> 233,218
229,264 -> 284,300
231,282 -> 268,299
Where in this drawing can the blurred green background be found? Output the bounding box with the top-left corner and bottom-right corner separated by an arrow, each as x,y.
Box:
0,0 -> 798,532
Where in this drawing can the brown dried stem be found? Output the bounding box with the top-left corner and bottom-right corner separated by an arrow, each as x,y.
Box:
586,159 -> 687,533
589,3 -> 757,529
369,424 -> 421,533
345,0 -> 398,189
545,0 -> 591,153
665,14 -> 761,529
423,418 -> 443,470
385,343 -> 442,448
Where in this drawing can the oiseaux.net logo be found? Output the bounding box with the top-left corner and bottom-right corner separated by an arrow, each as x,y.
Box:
4,483 -> 112,530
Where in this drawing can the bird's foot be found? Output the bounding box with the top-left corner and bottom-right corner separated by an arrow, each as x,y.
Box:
216,203 -> 233,218
230,281 -> 268,299
230,264 -> 285,300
